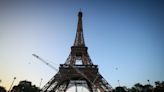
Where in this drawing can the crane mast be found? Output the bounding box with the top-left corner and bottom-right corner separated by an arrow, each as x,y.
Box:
32,54 -> 58,71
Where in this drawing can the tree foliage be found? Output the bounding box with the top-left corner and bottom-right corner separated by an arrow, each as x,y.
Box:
0,80 -> 163,92
154,81 -> 164,92
0,86 -> 6,92
11,80 -> 40,92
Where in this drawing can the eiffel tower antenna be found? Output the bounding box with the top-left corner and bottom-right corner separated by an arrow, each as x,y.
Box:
74,11 -> 85,46
41,11 -> 113,92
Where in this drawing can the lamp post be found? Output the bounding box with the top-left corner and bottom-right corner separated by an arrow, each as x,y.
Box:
0,79 -> 1,86
39,78 -> 43,88
147,80 -> 150,85
8,77 -> 16,92
118,80 -> 120,87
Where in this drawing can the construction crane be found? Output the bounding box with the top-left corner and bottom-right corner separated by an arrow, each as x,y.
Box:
32,54 -> 99,92
32,54 -> 79,92
32,54 -> 58,72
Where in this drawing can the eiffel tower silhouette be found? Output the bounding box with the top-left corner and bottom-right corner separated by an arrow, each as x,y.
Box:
41,11 -> 113,92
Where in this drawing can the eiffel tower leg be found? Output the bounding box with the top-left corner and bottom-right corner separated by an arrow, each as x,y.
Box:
97,73 -> 113,92
42,72 -> 61,92
63,81 -> 70,92
54,80 -> 71,92
86,81 -> 93,92
95,83 -> 105,92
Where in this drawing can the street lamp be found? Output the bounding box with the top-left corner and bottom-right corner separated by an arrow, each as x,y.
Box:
39,78 -> 43,88
8,77 -> 16,92
147,80 -> 150,85
118,80 -> 120,87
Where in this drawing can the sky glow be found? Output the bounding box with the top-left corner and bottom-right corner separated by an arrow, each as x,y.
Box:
0,0 -> 164,91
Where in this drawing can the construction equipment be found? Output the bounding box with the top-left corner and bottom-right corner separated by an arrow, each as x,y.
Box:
32,54 -> 58,71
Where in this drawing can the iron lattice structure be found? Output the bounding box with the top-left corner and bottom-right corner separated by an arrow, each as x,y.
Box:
41,12 -> 113,92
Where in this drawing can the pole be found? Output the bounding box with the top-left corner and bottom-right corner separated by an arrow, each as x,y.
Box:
39,78 -> 43,88
147,80 -> 150,85
8,77 -> 16,92
118,80 -> 120,87
0,79 -> 1,86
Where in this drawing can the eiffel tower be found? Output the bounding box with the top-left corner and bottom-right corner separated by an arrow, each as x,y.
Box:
41,11 -> 113,92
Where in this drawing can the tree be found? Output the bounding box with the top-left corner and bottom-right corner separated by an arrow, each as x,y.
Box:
134,83 -> 143,92
143,84 -> 153,92
115,86 -> 127,92
154,81 -> 164,92
129,87 -> 137,92
0,86 -> 7,92
11,80 -> 40,92
155,81 -> 160,87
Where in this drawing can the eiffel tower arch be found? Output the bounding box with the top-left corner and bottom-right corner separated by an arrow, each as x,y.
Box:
41,11 -> 113,92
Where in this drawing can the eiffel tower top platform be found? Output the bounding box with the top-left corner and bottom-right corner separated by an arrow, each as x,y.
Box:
41,11 -> 113,92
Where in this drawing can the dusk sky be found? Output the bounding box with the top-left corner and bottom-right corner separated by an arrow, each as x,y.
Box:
0,0 -> 164,91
